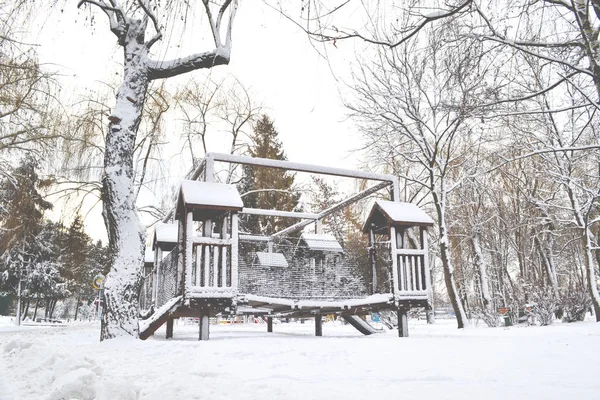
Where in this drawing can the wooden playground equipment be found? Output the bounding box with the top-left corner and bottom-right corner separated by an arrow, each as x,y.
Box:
139,153 -> 434,340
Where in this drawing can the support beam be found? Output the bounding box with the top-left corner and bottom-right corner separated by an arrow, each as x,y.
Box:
209,152 -> 398,183
398,307 -> 409,337
267,316 -> 273,333
166,317 -> 174,339
315,313 -> 323,337
199,313 -> 210,341
273,181 -> 392,238
241,208 -> 319,220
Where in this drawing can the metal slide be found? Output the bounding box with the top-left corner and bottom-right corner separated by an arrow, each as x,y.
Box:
342,315 -> 384,335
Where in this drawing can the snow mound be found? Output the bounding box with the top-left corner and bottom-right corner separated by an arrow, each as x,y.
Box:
96,378 -> 140,400
3,338 -> 33,354
48,367 -> 97,400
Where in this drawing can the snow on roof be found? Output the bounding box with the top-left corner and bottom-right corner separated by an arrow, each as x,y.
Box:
301,233 -> 344,253
154,222 -> 178,244
363,200 -> 434,232
255,252 -> 288,268
144,248 -> 154,264
376,200 -> 434,225
179,180 -> 244,210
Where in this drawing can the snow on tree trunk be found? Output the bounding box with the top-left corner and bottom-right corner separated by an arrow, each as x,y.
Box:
79,0 -> 238,340
582,226 -> 600,321
433,190 -> 468,329
101,18 -> 149,340
566,182 -> 600,322
472,230 -> 492,309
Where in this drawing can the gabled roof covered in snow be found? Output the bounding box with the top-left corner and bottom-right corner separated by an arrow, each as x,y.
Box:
175,180 -> 244,220
254,251 -> 289,268
300,233 -> 344,253
362,200 -> 434,234
152,222 -> 178,251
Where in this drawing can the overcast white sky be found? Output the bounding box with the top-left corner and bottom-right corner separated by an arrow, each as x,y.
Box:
28,1 -> 371,241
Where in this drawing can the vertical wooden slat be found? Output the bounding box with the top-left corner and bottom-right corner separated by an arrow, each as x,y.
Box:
220,245 -> 227,287
406,256 -> 411,290
194,245 -> 201,286
410,255 -> 417,291
397,254 -> 404,292
212,245 -> 218,287
203,244 -> 210,288
415,255 -> 422,291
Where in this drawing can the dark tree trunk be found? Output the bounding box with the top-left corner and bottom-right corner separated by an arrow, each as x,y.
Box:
22,299 -> 30,320
49,299 -> 57,319
32,296 -> 40,321
74,293 -> 81,321
432,190 -> 467,329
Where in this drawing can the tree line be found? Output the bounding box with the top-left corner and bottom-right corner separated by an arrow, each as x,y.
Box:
0,158 -> 110,320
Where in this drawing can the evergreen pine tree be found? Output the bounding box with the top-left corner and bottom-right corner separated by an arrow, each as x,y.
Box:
0,158 -> 53,295
239,115 -> 300,235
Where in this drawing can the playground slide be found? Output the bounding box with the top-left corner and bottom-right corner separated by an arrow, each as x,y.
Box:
342,315 -> 384,335
139,296 -> 182,340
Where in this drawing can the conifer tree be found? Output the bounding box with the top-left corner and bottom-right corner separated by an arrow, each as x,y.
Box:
239,115 -> 300,235
0,158 -> 53,320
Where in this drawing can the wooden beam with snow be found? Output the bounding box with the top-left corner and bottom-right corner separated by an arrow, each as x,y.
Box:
207,152 -> 399,187
272,181 -> 392,238
241,208 -> 319,219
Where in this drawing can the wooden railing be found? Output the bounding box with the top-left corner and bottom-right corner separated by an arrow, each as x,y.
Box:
189,237 -> 234,295
394,249 -> 428,296
397,252 -> 426,292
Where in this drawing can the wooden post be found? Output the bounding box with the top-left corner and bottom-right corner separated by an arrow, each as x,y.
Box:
166,317 -> 174,339
199,312 -> 210,341
204,152 -> 214,183
368,225 -> 377,295
390,226 -> 400,294
153,247 -> 162,304
185,211 -> 194,294
315,313 -> 323,337
231,213 -> 239,291
267,316 -> 273,333
398,307 -> 409,337
176,217 -> 185,294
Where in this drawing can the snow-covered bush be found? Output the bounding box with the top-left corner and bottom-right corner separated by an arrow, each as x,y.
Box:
561,292 -> 591,323
473,307 -> 502,327
528,290 -> 557,326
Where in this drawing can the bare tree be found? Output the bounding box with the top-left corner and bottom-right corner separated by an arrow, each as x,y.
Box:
176,76 -> 262,182
77,0 -> 238,339
348,24 -> 496,328
0,1 -> 61,175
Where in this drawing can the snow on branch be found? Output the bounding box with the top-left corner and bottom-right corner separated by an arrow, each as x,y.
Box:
147,48 -> 231,80
78,0 -> 127,39
147,0 -> 237,80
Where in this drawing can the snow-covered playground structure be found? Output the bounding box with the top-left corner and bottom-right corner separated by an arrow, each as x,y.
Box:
139,153 -> 434,340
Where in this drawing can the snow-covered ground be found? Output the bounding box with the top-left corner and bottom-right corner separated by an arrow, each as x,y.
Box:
1,316 -> 599,400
